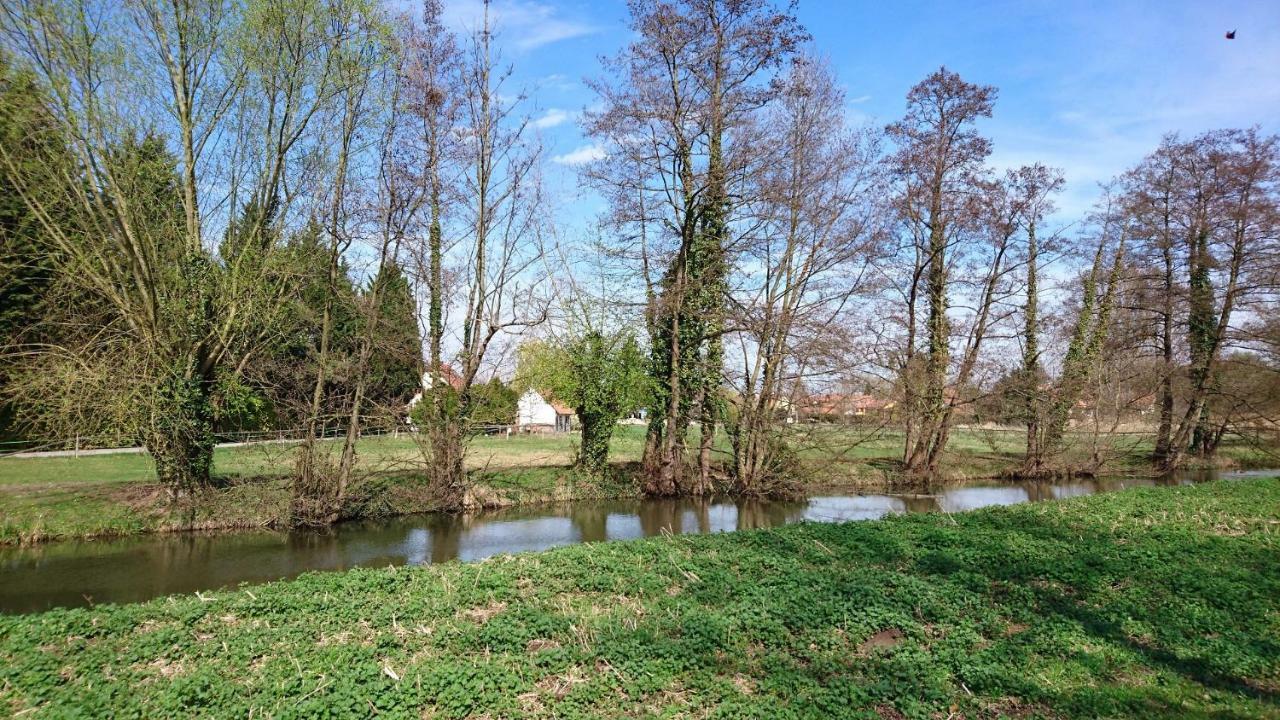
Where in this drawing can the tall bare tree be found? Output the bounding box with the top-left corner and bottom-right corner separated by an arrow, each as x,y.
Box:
401,0 -> 459,392
1125,130 -> 1279,471
885,67 -> 996,478
585,0 -> 804,497
403,2 -> 548,507
292,2 -> 399,525
1039,205 -> 1126,468
727,56 -> 882,495
1006,164 -> 1064,473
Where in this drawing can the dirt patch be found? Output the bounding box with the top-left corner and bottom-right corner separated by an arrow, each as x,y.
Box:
114,483 -> 171,513
1003,622 -> 1030,637
458,600 -> 507,624
977,696 -> 1061,719
525,638 -> 561,653
1243,675 -> 1280,694
146,656 -> 186,679
874,704 -> 906,720
533,665 -> 589,699
859,628 -> 904,653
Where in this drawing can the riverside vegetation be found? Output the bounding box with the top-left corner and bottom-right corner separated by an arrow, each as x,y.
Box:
2,426 -> 1273,545
1,477 -> 1278,718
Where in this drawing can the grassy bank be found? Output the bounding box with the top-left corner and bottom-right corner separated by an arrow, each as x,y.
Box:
0,430 -> 645,544
2,478 -> 1278,718
0,461 -> 640,546
1,425 -> 1273,545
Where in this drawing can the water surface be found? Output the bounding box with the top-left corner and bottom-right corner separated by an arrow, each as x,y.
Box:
0,468 -> 1264,614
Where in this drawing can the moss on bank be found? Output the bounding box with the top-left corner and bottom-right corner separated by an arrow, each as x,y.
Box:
2,478 -> 1279,718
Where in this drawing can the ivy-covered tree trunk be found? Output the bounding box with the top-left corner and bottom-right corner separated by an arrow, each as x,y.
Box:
147,362 -> 216,497
1021,220 -> 1043,474
641,143 -> 697,498
147,250 -> 221,497
644,308 -> 691,497
570,332 -> 643,476
1041,238 -> 1123,465
1185,228 -> 1217,459
576,411 -> 613,475
1162,222 -> 1233,472
691,237 -> 725,494
641,320 -> 676,492
691,48 -> 729,497
1152,242 -> 1176,465
890,70 -> 998,479
903,186 -> 950,476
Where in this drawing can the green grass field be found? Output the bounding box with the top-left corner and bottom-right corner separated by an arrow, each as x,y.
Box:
3,424 -> 1270,488
3,477 -> 1277,718
0,428 -> 643,488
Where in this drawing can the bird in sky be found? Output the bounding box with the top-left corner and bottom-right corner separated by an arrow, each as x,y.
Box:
1225,29 -> 1236,39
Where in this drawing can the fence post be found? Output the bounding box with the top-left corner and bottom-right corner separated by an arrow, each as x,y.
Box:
75,434 -> 81,458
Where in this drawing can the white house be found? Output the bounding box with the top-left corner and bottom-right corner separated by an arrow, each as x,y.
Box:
517,389 -> 575,432
405,365 -> 465,414
404,363 -> 465,420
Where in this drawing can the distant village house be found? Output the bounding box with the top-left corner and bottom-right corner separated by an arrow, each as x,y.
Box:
799,393 -> 894,423
517,389 -> 576,433
405,364 -> 465,414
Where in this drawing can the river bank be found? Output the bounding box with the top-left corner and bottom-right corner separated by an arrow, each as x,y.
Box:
12,471 -> 1265,613
3,477 -> 1278,718
1,426 -> 1273,545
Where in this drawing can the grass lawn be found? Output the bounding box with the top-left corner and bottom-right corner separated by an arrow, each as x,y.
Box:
0,428 -> 642,489
2,425 -> 1270,490
2,477 -> 1277,718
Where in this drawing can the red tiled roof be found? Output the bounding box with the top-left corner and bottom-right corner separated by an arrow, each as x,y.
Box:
427,364 -> 464,391
801,393 -> 893,415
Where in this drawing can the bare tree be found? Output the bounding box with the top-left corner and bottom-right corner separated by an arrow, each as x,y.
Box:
727,56 -> 882,495
292,3 -> 401,525
400,0 -> 459,394
884,67 -> 997,478
1006,164 -> 1064,473
1038,205 -> 1126,469
1124,129 -> 1279,471
403,2 -> 548,507
585,0 -> 804,497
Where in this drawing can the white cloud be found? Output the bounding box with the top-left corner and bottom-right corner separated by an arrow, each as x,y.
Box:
552,143 -> 605,166
849,95 -> 872,104
538,73 -> 579,91
443,0 -> 597,51
533,108 -> 572,129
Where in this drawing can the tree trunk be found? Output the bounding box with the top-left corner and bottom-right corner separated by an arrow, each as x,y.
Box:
148,361 -> 216,497
904,164 -> 950,477
1022,220 -> 1043,473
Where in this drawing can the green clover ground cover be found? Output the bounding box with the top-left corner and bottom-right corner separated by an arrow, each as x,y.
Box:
2,479 -> 1278,719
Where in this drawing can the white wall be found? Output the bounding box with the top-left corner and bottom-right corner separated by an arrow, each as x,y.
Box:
517,390 -> 557,427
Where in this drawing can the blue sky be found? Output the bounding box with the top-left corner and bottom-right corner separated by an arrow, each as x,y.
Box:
439,0 -> 1280,231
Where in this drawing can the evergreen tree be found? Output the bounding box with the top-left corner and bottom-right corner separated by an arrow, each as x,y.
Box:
364,260 -> 424,412
0,53 -> 62,441
245,223 -> 360,429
